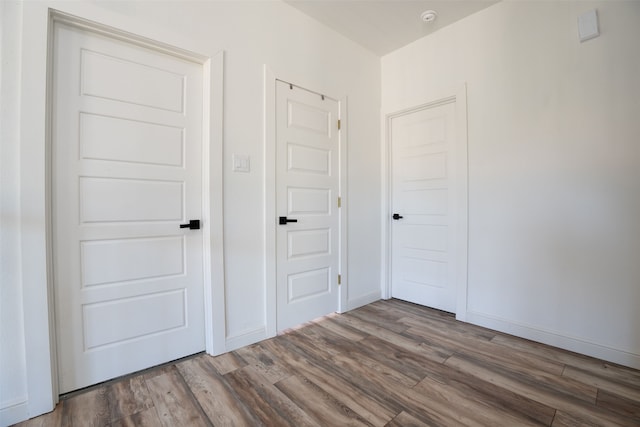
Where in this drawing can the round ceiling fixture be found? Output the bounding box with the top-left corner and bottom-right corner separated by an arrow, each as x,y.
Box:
421,10 -> 438,23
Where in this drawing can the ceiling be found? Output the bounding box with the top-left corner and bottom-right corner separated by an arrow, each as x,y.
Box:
284,0 -> 500,56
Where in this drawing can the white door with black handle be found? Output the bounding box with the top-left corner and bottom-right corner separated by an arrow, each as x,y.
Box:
275,81 -> 340,331
52,21 -> 206,393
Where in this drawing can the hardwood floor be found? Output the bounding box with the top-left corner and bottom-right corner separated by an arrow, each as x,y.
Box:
16,299 -> 640,426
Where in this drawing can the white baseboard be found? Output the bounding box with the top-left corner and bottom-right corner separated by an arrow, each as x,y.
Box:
224,327 -> 268,353
465,310 -> 640,370
346,290 -> 381,312
0,398 -> 28,427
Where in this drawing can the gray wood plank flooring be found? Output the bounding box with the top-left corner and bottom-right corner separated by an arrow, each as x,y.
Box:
15,299 -> 640,426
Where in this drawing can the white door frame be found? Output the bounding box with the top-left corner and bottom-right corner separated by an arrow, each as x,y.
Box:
381,84 -> 469,321
264,66 -> 348,338
21,8 -> 224,414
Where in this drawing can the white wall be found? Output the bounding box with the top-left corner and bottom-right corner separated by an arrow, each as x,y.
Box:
382,1 -> 640,368
0,2 -> 29,425
1,1 -> 381,424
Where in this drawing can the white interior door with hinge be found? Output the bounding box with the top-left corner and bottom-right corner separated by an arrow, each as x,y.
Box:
276,81 -> 340,331
52,21 -> 205,393
390,100 -> 463,313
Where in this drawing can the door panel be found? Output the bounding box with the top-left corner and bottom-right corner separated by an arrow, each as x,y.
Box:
79,177 -> 183,222
82,289 -> 187,350
391,101 -> 458,313
288,144 -> 330,174
288,101 -> 332,134
80,236 -> 185,286
288,229 -> 331,259
288,187 -> 331,214
288,268 -> 331,302
403,153 -> 447,181
79,113 -> 184,166
80,49 -> 185,112
53,22 -> 205,393
276,82 -> 340,331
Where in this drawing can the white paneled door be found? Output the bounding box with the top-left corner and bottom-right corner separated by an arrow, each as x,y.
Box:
52,22 -> 205,393
391,100 -> 461,313
276,81 -> 340,331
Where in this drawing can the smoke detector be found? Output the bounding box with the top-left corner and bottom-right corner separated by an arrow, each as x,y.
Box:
421,10 -> 438,23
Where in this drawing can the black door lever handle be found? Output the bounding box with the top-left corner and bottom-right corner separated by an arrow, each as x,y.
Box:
279,216 -> 298,225
179,219 -> 200,230
392,213 -> 403,220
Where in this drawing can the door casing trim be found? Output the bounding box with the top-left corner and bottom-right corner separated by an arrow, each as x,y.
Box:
381,84 -> 469,321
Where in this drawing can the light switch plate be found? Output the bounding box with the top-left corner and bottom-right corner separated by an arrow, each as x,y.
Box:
578,9 -> 599,42
232,154 -> 250,173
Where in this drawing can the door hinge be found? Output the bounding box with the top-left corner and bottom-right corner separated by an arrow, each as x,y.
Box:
337,197 -> 341,208
337,119 -> 341,130
338,274 -> 342,285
